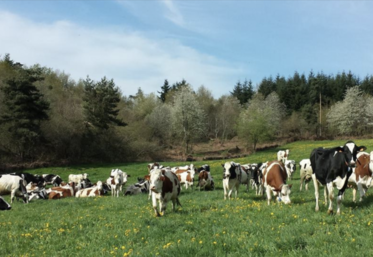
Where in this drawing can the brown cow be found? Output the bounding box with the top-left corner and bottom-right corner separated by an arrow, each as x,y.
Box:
347,151 -> 373,202
175,169 -> 195,190
47,182 -> 79,199
262,161 -> 292,205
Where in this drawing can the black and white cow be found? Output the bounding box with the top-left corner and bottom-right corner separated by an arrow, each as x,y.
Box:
42,174 -> 63,186
124,178 -> 149,196
310,141 -> 366,215
0,196 -> 11,210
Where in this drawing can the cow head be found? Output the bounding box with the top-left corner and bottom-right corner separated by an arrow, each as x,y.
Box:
342,141 -> 366,167
222,162 -> 238,179
0,196 -> 11,211
279,184 -> 292,204
19,180 -> 29,203
285,160 -> 296,174
150,169 -> 166,194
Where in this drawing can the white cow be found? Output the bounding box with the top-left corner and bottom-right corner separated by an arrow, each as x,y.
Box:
106,169 -> 126,197
222,162 -> 241,200
277,149 -> 289,162
299,159 -> 313,191
150,168 -> 181,216
68,173 -> 88,184
284,160 -> 296,180
0,174 -> 29,203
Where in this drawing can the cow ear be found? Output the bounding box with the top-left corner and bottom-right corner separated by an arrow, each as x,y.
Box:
221,164 -> 224,167
359,146 -> 367,152
288,184 -> 293,189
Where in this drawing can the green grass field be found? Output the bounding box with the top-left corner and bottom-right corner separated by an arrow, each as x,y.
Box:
1,139 -> 373,257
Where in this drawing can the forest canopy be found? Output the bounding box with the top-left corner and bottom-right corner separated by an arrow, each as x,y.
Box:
1,54 -> 373,165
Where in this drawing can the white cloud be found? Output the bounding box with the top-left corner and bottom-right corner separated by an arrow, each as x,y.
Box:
0,11 -> 244,98
160,0 -> 185,27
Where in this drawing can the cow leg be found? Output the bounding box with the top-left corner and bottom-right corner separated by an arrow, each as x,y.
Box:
152,194 -> 160,217
312,174 -> 320,211
336,190 -> 345,215
326,183 -> 334,214
300,175 -> 304,191
357,182 -> 365,202
266,186 -> 272,205
305,181 -> 309,191
324,187 -> 328,205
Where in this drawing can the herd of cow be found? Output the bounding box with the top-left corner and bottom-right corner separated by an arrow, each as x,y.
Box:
1,140 -> 372,216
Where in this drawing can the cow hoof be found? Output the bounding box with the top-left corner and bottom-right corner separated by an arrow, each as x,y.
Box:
327,209 -> 333,215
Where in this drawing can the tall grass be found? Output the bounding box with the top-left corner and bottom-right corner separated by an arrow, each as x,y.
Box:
1,139 -> 373,256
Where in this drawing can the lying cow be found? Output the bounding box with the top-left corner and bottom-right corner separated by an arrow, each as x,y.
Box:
42,174 -> 63,186
310,141 -> 366,215
0,196 -> 11,210
0,174 -> 29,203
347,151 -> 373,202
125,179 -> 149,196
197,170 -> 214,191
68,173 -> 88,184
221,162 -> 241,200
299,159 -> 313,191
262,161 -> 292,205
76,181 -> 104,197
47,182 -> 81,199
150,168 -> 181,216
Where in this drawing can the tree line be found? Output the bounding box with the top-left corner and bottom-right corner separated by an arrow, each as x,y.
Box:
1,54 -> 373,166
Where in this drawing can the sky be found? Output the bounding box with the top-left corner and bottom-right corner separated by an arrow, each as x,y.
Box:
0,0 -> 372,98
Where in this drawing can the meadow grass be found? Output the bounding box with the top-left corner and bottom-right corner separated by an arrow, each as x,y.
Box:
1,139 -> 373,257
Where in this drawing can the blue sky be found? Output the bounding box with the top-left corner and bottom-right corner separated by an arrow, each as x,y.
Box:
0,0 -> 372,98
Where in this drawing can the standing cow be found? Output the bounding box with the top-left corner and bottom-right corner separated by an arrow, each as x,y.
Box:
347,151 -> 373,202
0,174 -> 29,203
277,149 -> 289,162
149,168 -> 181,216
262,161 -> 292,205
299,159 -> 313,191
310,141 -> 366,215
222,162 -> 241,200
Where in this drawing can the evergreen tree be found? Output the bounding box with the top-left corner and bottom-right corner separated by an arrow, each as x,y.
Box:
83,76 -> 126,130
158,79 -> 171,103
0,59 -> 50,160
230,81 -> 243,104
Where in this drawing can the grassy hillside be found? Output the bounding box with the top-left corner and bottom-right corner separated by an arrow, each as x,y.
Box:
1,139 -> 373,257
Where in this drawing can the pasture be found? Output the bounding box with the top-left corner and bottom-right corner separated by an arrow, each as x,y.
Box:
1,139 -> 373,257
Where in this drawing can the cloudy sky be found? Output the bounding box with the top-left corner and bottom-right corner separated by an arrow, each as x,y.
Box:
0,1 -> 372,98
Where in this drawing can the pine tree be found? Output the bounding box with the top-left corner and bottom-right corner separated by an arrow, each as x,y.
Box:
158,79 -> 171,103
83,76 -> 126,130
0,59 -> 50,160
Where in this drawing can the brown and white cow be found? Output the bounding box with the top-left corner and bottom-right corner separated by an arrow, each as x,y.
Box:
197,170 -> 214,191
76,181 -> 104,197
262,161 -> 292,205
0,174 -> 29,203
175,169 -> 195,190
277,149 -> 289,162
106,169 -> 129,197
47,182 -> 80,199
149,168 -> 181,216
222,162 -> 241,200
347,151 -> 373,202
